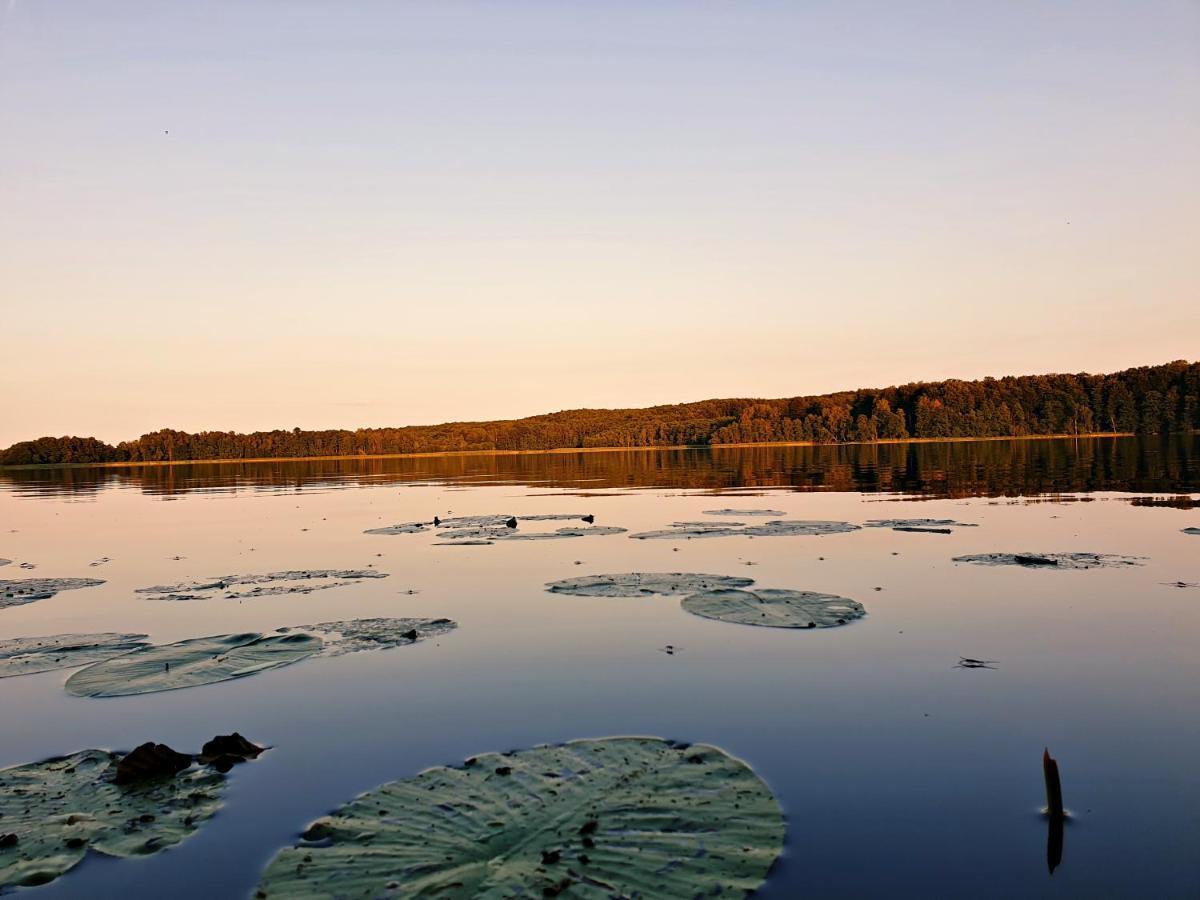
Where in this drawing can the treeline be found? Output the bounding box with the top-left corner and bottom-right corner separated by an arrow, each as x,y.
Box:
3,361 -> 1197,467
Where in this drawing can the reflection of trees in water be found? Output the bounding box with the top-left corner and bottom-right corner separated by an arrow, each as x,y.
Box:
1,434 -> 1197,500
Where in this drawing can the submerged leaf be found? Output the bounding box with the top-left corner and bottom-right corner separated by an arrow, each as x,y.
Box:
952,552 -> 1145,570
0,578 -> 105,611
681,588 -> 866,628
255,737 -> 783,899
65,632 -> 323,697
545,572 -> 755,597
0,633 -> 150,679
0,749 -> 226,890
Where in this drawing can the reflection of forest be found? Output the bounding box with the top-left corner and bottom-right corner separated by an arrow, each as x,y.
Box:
3,435 -> 1197,500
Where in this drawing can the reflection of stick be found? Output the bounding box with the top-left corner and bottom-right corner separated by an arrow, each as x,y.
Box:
1043,748 -> 1064,818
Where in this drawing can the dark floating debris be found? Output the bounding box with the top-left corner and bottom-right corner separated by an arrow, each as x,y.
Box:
952,552 -> 1144,570
136,570 -> 388,602
1183,527 -> 1200,536
253,737 -> 783,899
1163,581 -> 1198,589
955,657 -> 998,670
0,632 -> 151,679
0,735 -> 264,890
0,577 -> 105,611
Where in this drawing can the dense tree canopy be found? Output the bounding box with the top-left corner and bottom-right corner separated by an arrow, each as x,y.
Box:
3,361 -> 1197,467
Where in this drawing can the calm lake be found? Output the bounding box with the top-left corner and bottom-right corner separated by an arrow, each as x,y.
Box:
2,435 -> 1199,898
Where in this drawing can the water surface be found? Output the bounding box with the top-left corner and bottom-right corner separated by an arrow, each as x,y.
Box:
2,436 -> 1198,898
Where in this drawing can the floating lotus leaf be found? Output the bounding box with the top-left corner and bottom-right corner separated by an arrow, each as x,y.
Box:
518,514 -> 595,522
0,578 -> 105,611
952,552 -> 1145,570
672,520 -> 745,527
282,618 -> 458,657
865,519 -> 977,529
681,588 -> 866,628
546,572 -> 756,598
1184,527 -> 1200,536
742,520 -> 861,536
437,526 -> 626,542
65,632 -> 323,698
703,509 -> 786,516
0,749 -> 226,890
364,523 -> 430,535
436,515 -> 513,528
628,526 -> 744,540
255,736 -> 783,899
135,570 -> 387,601
0,633 -> 150,679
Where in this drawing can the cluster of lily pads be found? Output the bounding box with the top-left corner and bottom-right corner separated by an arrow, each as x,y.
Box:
366,513 -> 627,545
547,572 -> 867,629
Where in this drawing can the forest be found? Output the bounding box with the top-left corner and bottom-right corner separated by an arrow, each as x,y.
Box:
3,361 -> 1197,467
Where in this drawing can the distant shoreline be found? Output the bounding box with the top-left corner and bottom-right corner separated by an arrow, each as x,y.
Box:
0,430 -> 1155,472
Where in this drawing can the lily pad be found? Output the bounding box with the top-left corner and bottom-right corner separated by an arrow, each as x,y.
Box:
135,570 -> 387,602
628,526 -> 744,540
255,736 -> 783,899
630,520 -> 859,540
743,520 -> 861,537
672,520 -> 745,528
952,552 -> 1145,570
518,514 -> 595,523
0,748 -> 227,890
703,509 -> 786,516
436,515 -> 514,528
1184,527 -> 1200,536
681,588 -> 866,628
865,518 -> 976,529
438,526 -> 626,542
65,632 -> 323,698
0,578 -> 105,611
364,523 -> 430,535
0,633 -> 150,679
546,572 -> 756,597
282,618 -> 458,657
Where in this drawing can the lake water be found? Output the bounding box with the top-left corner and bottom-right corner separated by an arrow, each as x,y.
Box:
2,435 -> 1199,898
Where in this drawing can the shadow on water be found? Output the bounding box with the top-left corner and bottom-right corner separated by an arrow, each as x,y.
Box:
1,434 -> 1197,500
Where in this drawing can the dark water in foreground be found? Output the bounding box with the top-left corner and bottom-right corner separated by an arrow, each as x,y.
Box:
2,435 -> 1198,898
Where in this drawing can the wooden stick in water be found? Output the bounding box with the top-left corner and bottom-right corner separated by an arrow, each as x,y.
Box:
1043,748 -> 1064,818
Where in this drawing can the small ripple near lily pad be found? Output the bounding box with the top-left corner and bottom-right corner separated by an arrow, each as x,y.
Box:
254,737 -> 783,899
952,552 -> 1145,570
545,572 -> 756,597
681,588 -> 866,628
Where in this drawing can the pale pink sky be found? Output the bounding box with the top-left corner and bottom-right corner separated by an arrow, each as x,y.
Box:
2,2 -> 1197,446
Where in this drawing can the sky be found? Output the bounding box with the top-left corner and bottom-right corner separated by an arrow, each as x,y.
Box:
1,1 -> 1197,447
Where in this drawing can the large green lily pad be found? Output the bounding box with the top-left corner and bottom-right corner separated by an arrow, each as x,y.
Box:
545,572 -> 756,597
952,552 -> 1144,570
65,632 -> 323,698
255,736 -> 783,899
681,588 -> 866,628
0,633 -> 150,679
1,578 -> 105,611
0,749 -> 226,890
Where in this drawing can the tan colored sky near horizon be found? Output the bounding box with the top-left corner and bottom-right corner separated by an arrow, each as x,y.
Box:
2,1 -> 1197,446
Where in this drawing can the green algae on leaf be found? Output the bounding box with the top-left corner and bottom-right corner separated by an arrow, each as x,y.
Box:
284,617 -> 457,657
952,552 -> 1145,570
65,632 -> 323,698
0,578 -> 105,611
255,736 -> 783,899
681,588 -> 866,628
0,633 -> 150,679
0,748 -> 226,890
546,572 -> 755,598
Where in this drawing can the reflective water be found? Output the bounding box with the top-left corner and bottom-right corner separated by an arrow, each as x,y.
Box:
2,436 -> 1198,898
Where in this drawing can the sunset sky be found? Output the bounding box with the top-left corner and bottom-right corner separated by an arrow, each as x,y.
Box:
2,1 -> 1197,447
